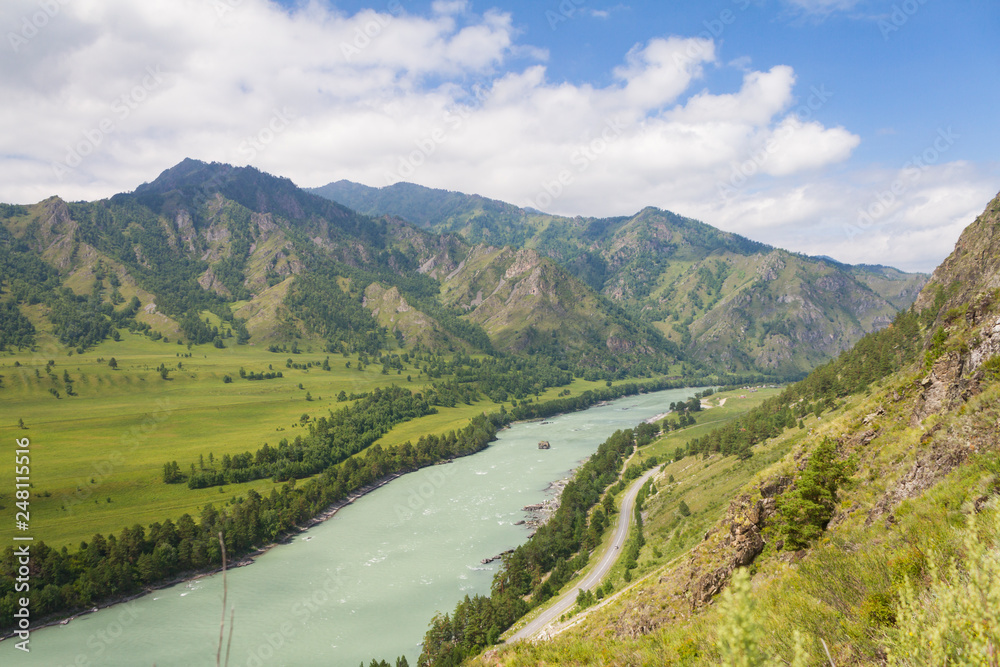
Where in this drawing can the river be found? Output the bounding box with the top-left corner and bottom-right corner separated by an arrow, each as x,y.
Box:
1,387 -> 700,666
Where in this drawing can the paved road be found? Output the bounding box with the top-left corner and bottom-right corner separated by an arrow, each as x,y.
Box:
507,465 -> 659,643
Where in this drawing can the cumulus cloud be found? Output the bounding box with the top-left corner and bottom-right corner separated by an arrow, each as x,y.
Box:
688,162 -> 1000,272
0,0 -> 988,272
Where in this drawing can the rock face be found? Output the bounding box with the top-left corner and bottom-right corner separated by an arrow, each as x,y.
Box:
312,181 -> 928,377
438,244 -> 668,366
914,191 -> 1000,316
362,282 -> 466,351
690,491 -> 774,608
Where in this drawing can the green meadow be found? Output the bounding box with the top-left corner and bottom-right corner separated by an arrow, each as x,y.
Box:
1,331 -> 637,549
1,331 -> 442,548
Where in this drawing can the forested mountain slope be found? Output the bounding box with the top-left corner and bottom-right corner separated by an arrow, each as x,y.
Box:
0,160 -> 677,377
312,180 -> 927,376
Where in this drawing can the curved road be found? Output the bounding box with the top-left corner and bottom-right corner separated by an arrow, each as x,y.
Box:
507,465 -> 659,643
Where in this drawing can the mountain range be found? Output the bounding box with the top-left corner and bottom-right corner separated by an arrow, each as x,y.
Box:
311,178 -> 926,375
0,159 -> 926,378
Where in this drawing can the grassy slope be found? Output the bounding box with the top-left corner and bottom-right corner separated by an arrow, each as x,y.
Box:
475,374 -> 1000,665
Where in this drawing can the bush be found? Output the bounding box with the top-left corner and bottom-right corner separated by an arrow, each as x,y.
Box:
716,569 -> 810,667
888,510 -> 1000,665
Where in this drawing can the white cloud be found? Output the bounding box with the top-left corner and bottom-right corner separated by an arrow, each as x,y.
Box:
687,162 -> 1000,272
760,116 -> 861,175
0,0 -> 990,273
783,0 -> 864,16
613,37 -> 716,110
667,66 -> 796,126
431,0 -> 468,15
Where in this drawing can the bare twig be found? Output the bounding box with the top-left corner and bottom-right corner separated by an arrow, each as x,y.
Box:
821,638 -> 836,667
217,532 -> 227,667
225,605 -> 235,667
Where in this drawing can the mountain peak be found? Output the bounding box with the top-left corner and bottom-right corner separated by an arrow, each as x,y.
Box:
132,159 -> 292,198
915,189 -> 1000,317
122,159 -> 364,228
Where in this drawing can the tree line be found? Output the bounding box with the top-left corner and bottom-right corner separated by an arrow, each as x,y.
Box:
181,386 -> 437,488
0,413 -> 505,632
678,308 -> 922,461
417,423 -> 659,665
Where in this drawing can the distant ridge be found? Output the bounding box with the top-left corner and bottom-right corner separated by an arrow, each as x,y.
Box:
311,178 -> 929,376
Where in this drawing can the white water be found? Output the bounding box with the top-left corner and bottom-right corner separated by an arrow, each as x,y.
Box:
1,387 -> 698,666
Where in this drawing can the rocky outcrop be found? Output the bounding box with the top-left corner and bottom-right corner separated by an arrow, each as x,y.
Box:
197,266 -> 232,298
911,352 -> 973,425
613,477 -> 784,639
911,311 -> 1000,426
689,491 -> 775,608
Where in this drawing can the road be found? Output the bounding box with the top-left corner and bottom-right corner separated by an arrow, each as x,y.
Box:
506,465 -> 659,643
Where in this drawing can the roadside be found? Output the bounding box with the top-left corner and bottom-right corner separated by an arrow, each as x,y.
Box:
504,462 -> 657,643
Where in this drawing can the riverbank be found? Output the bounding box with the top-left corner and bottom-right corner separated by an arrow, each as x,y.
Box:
3,378 -> 712,643
1,385 -> 718,665
1,471 -> 411,642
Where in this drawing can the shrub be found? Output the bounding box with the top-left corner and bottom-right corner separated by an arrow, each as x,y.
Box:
888,510 -> 1000,665
716,568 -> 810,667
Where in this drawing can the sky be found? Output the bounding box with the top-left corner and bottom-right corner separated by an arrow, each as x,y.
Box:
1,0 -> 998,272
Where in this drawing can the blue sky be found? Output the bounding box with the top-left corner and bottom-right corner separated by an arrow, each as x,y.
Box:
1,0 -> 998,271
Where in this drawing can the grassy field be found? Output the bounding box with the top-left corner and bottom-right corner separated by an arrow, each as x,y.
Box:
0,331 -> 493,548
374,377 -> 617,448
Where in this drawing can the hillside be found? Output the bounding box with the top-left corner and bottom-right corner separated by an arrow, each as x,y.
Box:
311,181 -> 928,376
0,161 -> 924,381
0,160 -> 674,376
454,189 -> 1000,665
438,244 -> 675,373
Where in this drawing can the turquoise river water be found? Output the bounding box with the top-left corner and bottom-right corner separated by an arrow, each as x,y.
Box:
1,387 -> 699,666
